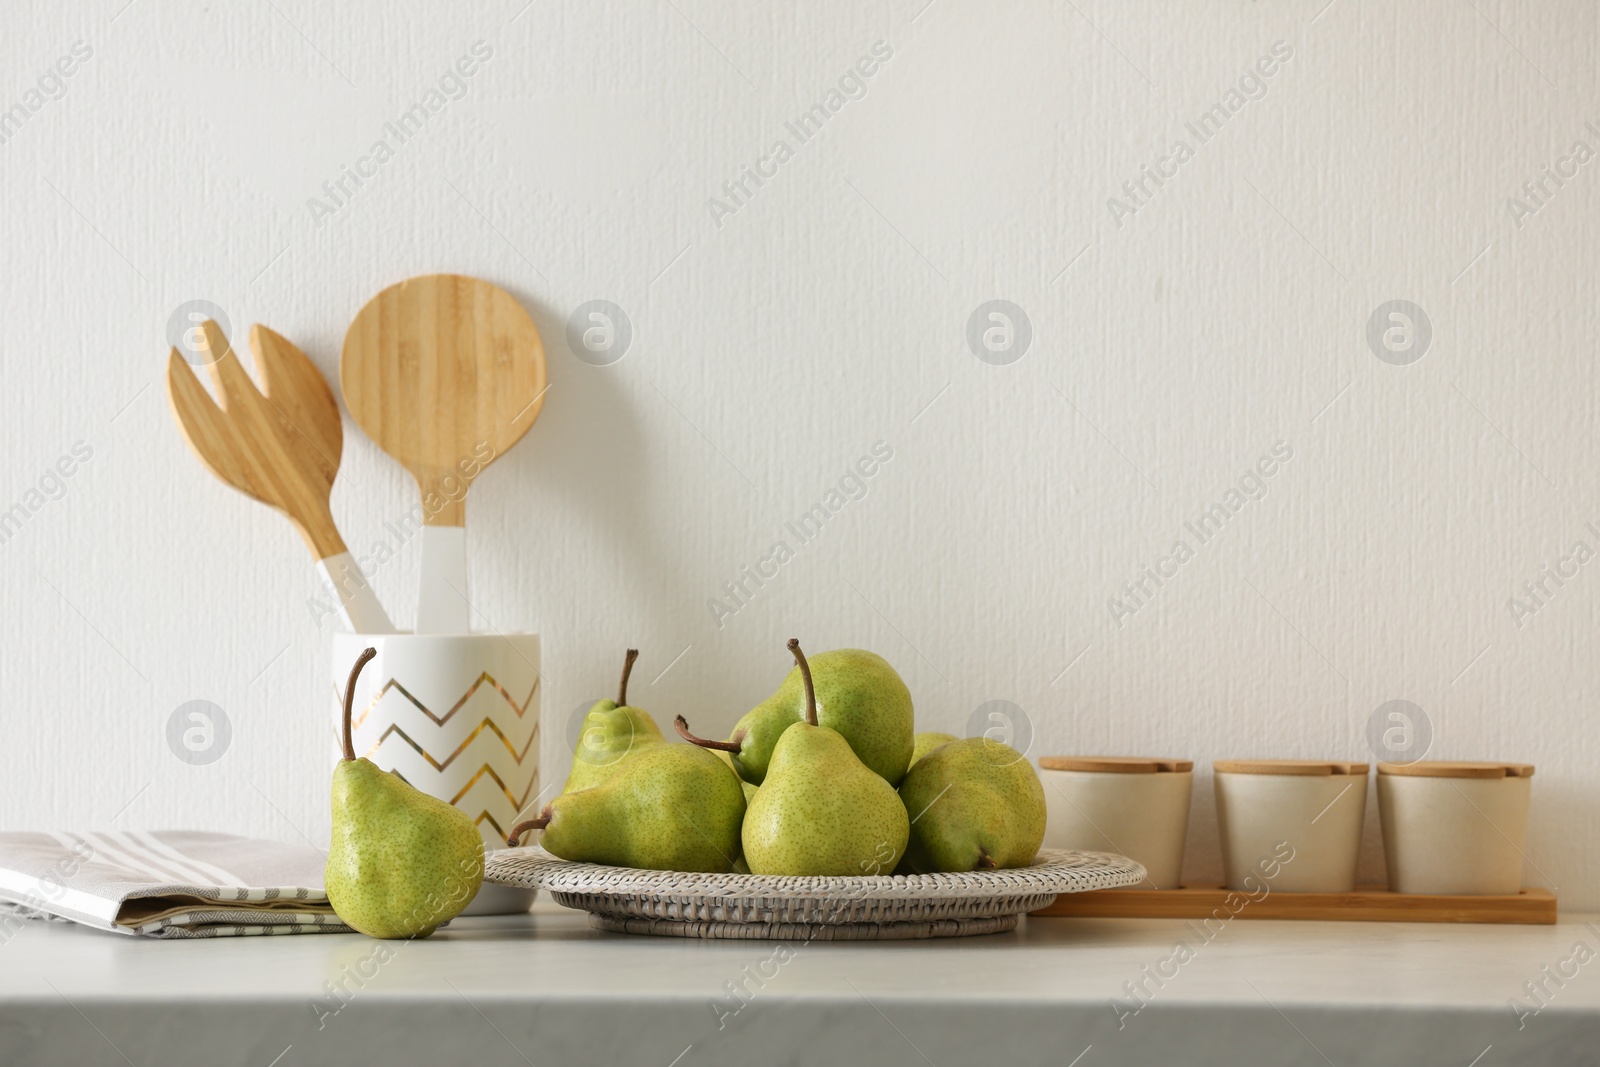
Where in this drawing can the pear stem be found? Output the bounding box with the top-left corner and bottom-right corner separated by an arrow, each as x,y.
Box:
340,647 -> 377,762
787,638 -> 816,727
617,648 -> 639,705
506,814 -> 550,847
675,715 -> 743,752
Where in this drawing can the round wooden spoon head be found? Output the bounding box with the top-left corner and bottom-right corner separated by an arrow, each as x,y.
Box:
340,274 -> 546,525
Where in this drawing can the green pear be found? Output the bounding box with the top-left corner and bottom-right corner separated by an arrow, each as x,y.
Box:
326,649 -> 485,939
508,743 -> 746,873
741,640 -> 909,877
677,648 -> 914,787
713,749 -> 760,804
897,736 -> 1046,873
910,732 -> 958,767
562,649 -> 668,793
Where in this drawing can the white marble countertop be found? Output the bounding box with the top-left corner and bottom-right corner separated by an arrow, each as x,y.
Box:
2,900 -> 1598,1066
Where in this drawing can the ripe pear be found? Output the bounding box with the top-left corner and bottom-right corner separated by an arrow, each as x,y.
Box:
562,649 -> 669,793
714,749 -> 760,804
326,649 -> 485,939
677,647 -> 914,786
897,736 -> 1046,873
741,640 -> 909,877
910,731 -> 958,767
509,743 -> 746,873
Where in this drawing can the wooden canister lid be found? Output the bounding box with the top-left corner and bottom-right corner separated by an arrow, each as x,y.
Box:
1039,756 -> 1194,773
1377,761 -> 1534,779
1213,759 -> 1369,776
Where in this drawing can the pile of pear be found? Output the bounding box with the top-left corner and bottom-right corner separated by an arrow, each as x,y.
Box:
506,640 -> 1047,878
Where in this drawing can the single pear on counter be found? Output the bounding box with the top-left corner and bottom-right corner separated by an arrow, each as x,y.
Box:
326,648 -> 485,939
741,639 -> 909,877
897,736 -> 1046,873
676,647 -> 914,787
508,743 -> 746,873
562,649 -> 668,794
910,731 -> 958,767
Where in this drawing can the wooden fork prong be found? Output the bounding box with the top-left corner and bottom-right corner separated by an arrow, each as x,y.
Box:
198,320 -> 260,413
250,324 -> 343,469
166,348 -> 256,497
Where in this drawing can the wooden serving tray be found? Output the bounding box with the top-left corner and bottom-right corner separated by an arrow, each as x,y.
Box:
1031,885 -> 1556,924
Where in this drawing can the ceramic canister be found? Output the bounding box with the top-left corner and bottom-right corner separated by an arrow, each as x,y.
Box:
1378,761 -> 1534,895
1213,760 -> 1368,893
1038,757 -> 1193,888
331,633 -> 541,915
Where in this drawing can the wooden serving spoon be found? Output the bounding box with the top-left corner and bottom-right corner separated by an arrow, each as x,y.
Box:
340,275 -> 547,633
166,321 -> 394,634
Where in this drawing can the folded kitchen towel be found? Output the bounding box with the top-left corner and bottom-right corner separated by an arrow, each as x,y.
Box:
0,830 -> 354,939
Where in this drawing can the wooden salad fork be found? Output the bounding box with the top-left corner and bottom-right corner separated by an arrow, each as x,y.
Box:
166,320 -> 394,633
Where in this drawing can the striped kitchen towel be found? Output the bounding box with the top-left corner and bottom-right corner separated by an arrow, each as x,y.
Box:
0,831 -> 354,938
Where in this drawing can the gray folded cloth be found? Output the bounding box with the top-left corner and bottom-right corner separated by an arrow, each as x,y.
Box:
0,830 -> 354,938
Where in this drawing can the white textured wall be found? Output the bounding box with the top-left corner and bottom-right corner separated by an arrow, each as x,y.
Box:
3,0 -> 1597,903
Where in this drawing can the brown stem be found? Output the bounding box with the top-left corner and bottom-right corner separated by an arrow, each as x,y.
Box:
617,648 -> 639,706
787,638 -> 816,727
506,814 -> 550,847
675,715 -> 743,753
340,647 -> 377,762
977,852 -> 996,870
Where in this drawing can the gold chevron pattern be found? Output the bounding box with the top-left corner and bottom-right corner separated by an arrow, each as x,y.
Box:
473,810 -> 513,841
381,776 -> 537,836
448,763 -> 539,809
364,718 -> 539,770
336,671 -> 540,732
337,666 -> 540,850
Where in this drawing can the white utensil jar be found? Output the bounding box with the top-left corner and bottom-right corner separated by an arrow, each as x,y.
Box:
331,633 -> 541,915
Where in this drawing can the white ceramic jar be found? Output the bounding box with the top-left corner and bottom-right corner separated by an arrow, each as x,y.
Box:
331,633 -> 541,915
1038,757 -> 1193,888
1378,761 -> 1534,895
1213,760 -> 1368,893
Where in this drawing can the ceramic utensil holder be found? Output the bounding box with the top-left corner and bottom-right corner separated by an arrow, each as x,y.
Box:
1038,757 -> 1193,888
331,633 -> 541,915
1378,761 -> 1534,895
1213,760 -> 1368,893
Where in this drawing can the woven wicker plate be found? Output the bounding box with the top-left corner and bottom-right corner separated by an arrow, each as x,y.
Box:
484,847 -> 1145,939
